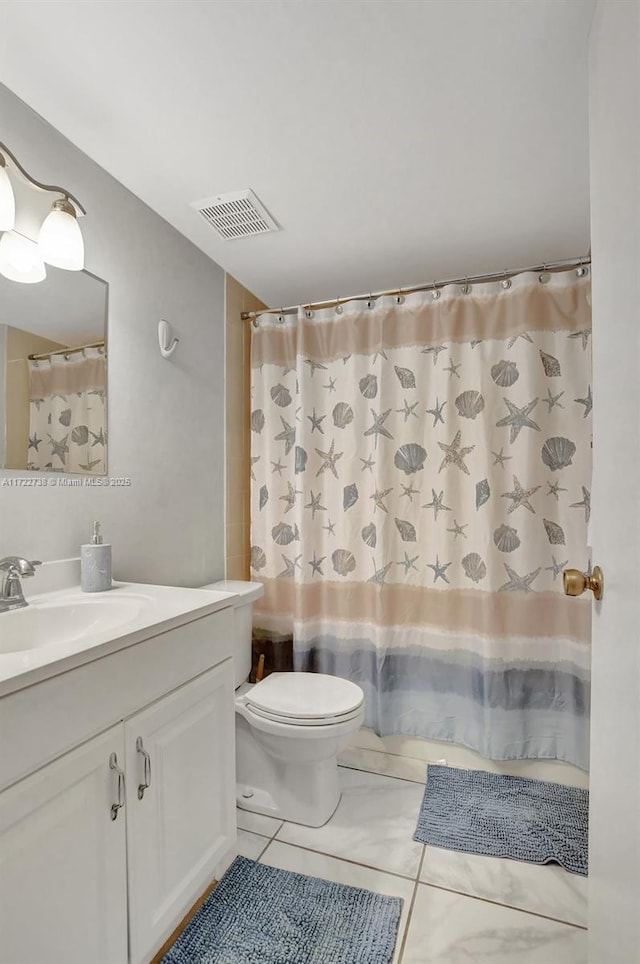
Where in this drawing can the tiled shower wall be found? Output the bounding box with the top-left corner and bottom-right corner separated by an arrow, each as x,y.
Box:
225,275 -> 267,579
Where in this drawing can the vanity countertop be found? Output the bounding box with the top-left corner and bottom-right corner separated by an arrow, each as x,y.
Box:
0,581 -> 236,697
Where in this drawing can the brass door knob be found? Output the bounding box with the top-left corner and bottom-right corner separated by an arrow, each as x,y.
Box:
563,566 -> 604,601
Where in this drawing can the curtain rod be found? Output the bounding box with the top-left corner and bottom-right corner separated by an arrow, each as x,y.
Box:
240,255 -> 591,320
28,340 -> 105,361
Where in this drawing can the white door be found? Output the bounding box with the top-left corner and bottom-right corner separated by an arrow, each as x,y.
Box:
588,2 -> 640,962
125,661 -> 236,964
0,725 -> 128,964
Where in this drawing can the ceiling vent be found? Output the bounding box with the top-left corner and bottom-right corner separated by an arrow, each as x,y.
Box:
191,189 -> 279,240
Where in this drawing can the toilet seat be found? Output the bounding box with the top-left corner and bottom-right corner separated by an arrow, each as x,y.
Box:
242,672 -> 364,726
242,701 -> 364,727
236,697 -> 365,742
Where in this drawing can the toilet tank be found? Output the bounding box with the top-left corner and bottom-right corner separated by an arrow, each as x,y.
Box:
200,580 -> 264,687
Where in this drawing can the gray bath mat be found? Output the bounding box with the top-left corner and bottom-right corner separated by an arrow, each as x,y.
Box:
414,765 -> 588,876
161,855 -> 403,963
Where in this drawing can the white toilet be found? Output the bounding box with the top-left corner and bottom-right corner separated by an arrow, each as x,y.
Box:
202,580 -> 365,827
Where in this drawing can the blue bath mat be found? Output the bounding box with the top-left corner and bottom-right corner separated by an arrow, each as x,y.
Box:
161,855 -> 403,964
414,765 -> 589,876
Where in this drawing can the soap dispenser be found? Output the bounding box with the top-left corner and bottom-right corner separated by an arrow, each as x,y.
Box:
81,521 -> 112,592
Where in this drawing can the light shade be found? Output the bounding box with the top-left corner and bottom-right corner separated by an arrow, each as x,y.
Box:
38,197 -> 84,270
0,231 -> 46,284
0,160 -> 16,231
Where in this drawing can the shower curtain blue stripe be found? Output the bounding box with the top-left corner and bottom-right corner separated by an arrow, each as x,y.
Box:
295,637 -> 590,769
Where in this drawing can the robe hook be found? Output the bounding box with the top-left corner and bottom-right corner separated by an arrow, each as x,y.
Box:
158,320 -> 179,359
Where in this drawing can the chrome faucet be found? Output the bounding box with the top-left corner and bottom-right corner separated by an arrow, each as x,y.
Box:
0,556 -> 42,612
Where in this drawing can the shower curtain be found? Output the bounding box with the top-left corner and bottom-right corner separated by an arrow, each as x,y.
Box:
28,347 -> 106,474
250,271 -> 592,769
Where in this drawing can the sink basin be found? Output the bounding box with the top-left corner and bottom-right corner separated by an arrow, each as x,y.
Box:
0,580 -> 236,694
0,593 -> 147,654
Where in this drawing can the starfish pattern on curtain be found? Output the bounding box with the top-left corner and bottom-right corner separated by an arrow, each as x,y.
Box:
250,271 -> 592,768
28,348 -> 107,474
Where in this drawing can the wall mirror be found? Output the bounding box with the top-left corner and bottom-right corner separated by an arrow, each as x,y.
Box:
0,267 -> 108,475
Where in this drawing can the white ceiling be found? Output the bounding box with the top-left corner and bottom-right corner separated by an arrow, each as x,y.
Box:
0,0 -> 594,308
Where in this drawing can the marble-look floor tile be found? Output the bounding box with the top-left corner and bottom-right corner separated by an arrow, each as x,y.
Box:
236,807 -> 283,838
339,746 -> 428,784
349,728 -> 589,789
348,727 -> 389,752
401,884 -> 587,963
276,767 -> 425,878
235,829 -> 270,861
419,846 -> 588,928
260,840 -> 415,964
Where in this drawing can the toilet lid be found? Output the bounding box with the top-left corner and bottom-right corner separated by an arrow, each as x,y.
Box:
245,672 -> 364,721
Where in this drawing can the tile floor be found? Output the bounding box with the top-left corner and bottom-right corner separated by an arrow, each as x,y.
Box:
234,763 -> 588,964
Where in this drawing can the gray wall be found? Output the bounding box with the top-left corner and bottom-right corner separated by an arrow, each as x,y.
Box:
0,85 -> 226,586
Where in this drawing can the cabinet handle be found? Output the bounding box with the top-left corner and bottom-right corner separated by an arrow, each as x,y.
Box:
136,737 -> 152,800
109,752 -> 125,821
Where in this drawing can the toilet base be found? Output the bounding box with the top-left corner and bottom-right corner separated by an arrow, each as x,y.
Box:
236,776 -> 341,828
235,711 -> 348,826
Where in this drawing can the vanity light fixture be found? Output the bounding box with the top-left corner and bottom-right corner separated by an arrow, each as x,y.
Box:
0,230 -> 46,284
0,154 -> 16,231
39,196 -> 85,270
0,141 -> 86,283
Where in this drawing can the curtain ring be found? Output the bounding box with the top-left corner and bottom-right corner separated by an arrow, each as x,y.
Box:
304,306 -> 314,319
252,316 -> 260,329
277,308 -> 287,324
461,277 -> 471,295
576,259 -> 589,278
395,287 -> 404,305
367,292 -> 375,309
538,263 -> 551,284
334,297 -> 343,315
431,281 -> 441,301
501,270 -> 512,290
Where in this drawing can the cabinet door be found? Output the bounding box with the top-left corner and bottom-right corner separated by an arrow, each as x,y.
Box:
125,661 -> 236,964
0,725 -> 128,964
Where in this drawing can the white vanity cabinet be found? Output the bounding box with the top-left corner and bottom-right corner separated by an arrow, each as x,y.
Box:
0,603 -> 237,964
0,725 -> 129,964
125,661 -> 235,964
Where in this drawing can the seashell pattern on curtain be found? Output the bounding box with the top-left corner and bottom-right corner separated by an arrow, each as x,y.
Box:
250,271 -> 593,768
27,348 -> 107,474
